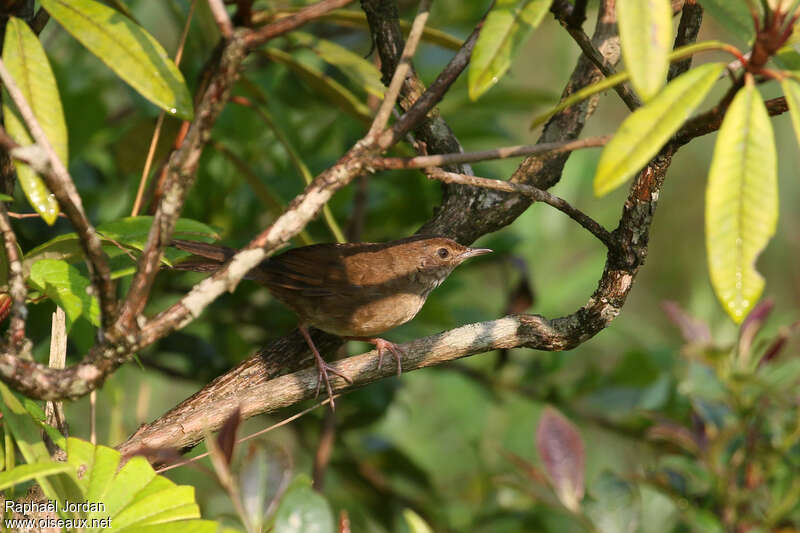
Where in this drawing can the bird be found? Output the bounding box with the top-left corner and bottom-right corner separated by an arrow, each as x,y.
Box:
171,236 -> 492,407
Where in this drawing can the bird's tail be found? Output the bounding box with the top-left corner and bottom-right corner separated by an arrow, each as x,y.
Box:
171,239 -> 238,273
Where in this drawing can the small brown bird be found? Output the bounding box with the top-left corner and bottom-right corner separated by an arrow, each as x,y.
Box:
171,236 -> 491,406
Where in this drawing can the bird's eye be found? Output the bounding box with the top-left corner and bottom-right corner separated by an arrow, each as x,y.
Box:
437,247 -> 449,258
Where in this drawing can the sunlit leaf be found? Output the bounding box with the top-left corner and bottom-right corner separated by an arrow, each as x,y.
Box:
0,461 -> 74,492
595,63 -> 725,196
3,16 -> 63,225
403,509 -> 434,533
617,0 -> 672,101
705,81 -> 777,323
780,78 -> 800,148
468,0 -> 553,100
28,259 -> 100,329
40,0 -> 193,119
22,216 -> 219,275
535,406 -> 585,512
64,437 -> 215,531
0,382 -> 75,504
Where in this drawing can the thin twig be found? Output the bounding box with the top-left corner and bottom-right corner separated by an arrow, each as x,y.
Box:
366,0 -> 432,140
243,0 -> 354,48
154,395 -> 336,473
427,168 -> 613,247
115,34 -> 249,334
380,18 -> 481,147
0,202 -> 26,349
551,2 -> 641,111
131,0 -> 196,217
372,136 -> 610,169
0,59 -> 116,327
207,0 -> 234,39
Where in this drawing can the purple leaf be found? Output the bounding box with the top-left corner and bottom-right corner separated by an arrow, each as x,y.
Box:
661,301 -> 711,344
758,320 -> 799,366
536,406 -> 585,512
217,406 -> 241,466
738,299 -> 774,360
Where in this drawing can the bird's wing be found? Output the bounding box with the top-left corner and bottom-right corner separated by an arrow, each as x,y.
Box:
257,243 -> 375,298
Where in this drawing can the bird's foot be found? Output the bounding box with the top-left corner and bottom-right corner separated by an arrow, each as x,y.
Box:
299,324 -> 351,410
313,356 -> 352,409
346,337 -> 403,376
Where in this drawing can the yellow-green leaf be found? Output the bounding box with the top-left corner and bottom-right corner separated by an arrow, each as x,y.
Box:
594,62 -> 725,196
0,461 -> 74,492
780,78 -> 800,147
40,0 -> 193,120
468,0 -> 553,101
617,0 -> 673,101
3,16 -> 63,225
28,259 -> 100,329
290,32 -> 384,98
706,81 -> 778,323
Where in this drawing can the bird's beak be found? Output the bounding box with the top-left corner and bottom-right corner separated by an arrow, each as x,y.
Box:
458,247 -> 493,260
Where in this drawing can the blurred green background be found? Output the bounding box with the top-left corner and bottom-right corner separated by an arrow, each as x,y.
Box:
4,0 -> 799,530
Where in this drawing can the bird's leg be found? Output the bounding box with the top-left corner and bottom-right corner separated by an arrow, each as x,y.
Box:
298,324 -> 352,410
344,337 -> 403,376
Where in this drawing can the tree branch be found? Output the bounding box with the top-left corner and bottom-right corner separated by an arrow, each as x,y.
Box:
0,202 -> 26,350
366,0 -> 432,140
425,168 -> 614,248
0,59 -> 116,328
551,1 -> 641,111
243,0 -> 354,48
371,136 -> 610,169
207,0 -> 234,39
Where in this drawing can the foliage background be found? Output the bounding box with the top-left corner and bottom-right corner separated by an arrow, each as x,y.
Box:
3,0 -> 799,531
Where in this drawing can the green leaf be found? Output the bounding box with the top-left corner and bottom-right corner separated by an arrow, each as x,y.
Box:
96,216 -> 220,252
22,398 -> 67,451
22,216 -> 219,275
0,461 -> 74,492
3,16 -> 63,225
586,471 -> 640,533
0,193 -> 13,201
28,259 -> 100,328
261,47 -> 372,123
705,81 -> 778,323
289,32 -> 384,98
697,0 -> 755,41
594,62 -> 725,196
617,0 -> 672,101
0,382 -> 74,503
403,509 -> 434,533
468,0 -> 553,100
63,437 -> 212,531
781,78 -> 800,148
274,476 -> 334,533
40,0 -> 193,120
